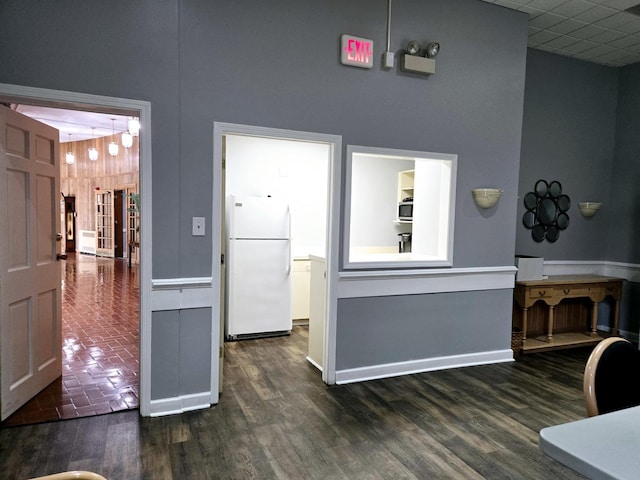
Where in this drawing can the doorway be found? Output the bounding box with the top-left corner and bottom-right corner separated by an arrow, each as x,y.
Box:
213,123 -> 341,385
0,83 -> 152,419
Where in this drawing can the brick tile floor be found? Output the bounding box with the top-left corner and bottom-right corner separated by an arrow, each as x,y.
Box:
1,254 -> 139,427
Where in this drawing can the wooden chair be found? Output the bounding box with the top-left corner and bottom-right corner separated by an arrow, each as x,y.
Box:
583,337 -> 640,417
29,472 -> 107,480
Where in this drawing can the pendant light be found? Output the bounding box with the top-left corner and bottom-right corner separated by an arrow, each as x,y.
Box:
108,118 -> 119,156
88,127 -> 99,161
65,133 -> 75,165
128,117 -> 140,136
121,118 -> 133,148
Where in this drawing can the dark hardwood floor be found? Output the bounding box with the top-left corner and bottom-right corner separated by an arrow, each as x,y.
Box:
1,326 -> 589,479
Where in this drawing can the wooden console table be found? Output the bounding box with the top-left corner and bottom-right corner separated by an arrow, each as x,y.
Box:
513,275 -> 623,353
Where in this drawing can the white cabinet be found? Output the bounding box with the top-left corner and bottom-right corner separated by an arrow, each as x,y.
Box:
307,255 -> 326,370
292,259 -> 311,320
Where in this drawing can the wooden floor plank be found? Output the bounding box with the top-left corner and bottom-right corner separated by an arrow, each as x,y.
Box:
1,326 -> 594,479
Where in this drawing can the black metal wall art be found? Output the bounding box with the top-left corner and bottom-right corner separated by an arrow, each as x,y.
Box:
522,180 -> 570,243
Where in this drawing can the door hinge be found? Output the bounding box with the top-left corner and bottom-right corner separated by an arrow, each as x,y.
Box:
219,346 -> 224,358
221,253 -> 225,265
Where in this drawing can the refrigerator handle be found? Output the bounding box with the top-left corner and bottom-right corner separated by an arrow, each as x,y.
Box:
287,206 -> 292,276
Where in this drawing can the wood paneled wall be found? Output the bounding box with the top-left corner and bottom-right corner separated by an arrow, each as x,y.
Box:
60,134 -> 139,233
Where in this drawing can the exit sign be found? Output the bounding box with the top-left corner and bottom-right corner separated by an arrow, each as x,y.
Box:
341,34 -> 374,69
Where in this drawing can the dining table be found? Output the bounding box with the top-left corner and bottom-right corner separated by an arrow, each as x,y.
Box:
539,405 -> 640,479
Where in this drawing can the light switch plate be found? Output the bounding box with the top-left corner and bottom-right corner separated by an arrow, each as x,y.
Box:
192,217 -> 205,236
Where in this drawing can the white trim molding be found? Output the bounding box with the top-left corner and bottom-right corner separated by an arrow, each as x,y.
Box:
149,391 -> 211,417
151,277 -> 214,311
335,349 -> 514,384
543,260 -> 640,283
337,266 -> 517,298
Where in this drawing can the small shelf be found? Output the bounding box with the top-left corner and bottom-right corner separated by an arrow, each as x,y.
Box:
398,169 -> 415,202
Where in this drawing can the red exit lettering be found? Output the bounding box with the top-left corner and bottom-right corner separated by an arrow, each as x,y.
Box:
340,34 -> 374,69
345,39 -> 372,64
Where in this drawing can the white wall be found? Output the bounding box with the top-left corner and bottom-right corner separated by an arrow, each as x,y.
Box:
225,135 -> 330,258
350,154 -> 413,249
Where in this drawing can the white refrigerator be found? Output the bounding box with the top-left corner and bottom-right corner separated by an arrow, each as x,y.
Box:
226,195 -> 293,339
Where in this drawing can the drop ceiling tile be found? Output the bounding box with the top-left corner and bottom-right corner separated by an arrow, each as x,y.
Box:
607,33 -> 640,48
544,34 -> 582,48
535,42 -> 560,52
518,5 -> 548,16
547,18 -> 590,33
574,5 -> 618,22
616,17 -> 640,34
530,12 -> 569,28
493,0 -> 526,8
551,0 -> 601,17
493,0 -> 531,6
529,29 -> 564,43
579,43 -> 617,56
559,38 -> 599,52
594,12 -> 638,29
588,28 -> 629,43
477,0 -> 640,66
568,23 -> 610,38
528,0 -> 571,9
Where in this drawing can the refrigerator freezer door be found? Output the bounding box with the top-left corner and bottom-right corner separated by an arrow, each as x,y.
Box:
229,195 -> 290,239
227,238 -> 293,337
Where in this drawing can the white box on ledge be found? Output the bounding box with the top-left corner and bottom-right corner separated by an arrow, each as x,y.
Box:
515,256 -> 544,281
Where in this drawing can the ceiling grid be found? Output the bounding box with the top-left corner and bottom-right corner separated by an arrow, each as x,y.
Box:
480,0 -> 640,66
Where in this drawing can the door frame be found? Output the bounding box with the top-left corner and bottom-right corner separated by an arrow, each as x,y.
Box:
0,83 -> 153,415
213,122 -> 342,385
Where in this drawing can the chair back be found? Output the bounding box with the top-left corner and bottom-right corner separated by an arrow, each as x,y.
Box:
583,337 -> 640,417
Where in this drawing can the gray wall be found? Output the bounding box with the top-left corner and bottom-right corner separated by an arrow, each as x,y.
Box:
0,0 -> 529,395
517,50 -> 640,336
608,62 -> 640,264
517,49 -> 618,260
337,290 -> 513,370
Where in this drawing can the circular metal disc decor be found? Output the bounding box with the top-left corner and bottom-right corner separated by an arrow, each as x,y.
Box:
522,179 -> 570,243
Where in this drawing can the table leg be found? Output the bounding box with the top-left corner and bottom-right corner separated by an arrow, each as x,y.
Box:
547,305 -> 554,342
613,299 -> 620,336
522,307 -> 528,341
591,302 -> 599,336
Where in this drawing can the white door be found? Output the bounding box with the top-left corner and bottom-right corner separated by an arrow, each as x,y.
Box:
0,107 -> 62,420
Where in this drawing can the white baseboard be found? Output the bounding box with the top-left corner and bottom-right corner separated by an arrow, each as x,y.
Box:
335,349 -> 514,385
149,391 -> 211,417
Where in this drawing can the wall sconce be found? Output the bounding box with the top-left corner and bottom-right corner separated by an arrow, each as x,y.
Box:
400,40 -> 440,75
578,202 -> 602,217
472,188 -> 503,209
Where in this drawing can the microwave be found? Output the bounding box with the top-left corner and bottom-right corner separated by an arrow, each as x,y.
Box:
398,201 -> 413,221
